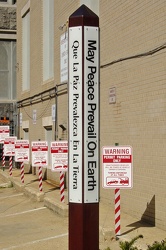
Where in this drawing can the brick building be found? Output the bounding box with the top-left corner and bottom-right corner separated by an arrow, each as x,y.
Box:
16,0 -> 166,230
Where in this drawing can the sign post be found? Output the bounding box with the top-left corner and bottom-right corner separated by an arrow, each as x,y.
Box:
4,136 -> 17,176
15,139 -> 30,184
51,141 -> 68,202
68,5 -> 99,250
0,126 -> 9,170
31,141 -> 48,192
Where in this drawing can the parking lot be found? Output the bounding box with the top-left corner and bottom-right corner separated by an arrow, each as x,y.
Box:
1,168 -> 166,250
0,176 -> 68,250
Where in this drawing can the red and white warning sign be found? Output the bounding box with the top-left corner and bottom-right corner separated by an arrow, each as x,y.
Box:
4,136 -> 17,156
51,141 -> 68,172
31,141 -> 48,167
15,140 -> 30,162
102,146 -> 133,189
0,126 -> 9,143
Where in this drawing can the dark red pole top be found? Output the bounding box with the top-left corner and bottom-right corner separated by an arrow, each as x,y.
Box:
69,4 -> 99,27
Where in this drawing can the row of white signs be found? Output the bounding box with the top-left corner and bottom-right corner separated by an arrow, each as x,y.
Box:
0,127 -> 133,189
2,137 -> 68,173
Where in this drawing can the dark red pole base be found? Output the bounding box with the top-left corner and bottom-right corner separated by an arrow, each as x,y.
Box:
69,202 -> 99,250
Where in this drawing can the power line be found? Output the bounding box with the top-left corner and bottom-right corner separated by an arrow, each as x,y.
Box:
100,42 -> 166,69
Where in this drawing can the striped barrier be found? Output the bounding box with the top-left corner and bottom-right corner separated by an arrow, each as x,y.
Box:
21,162 -> 24,183
60,171 -> 65,202
2,144 -> 5,169
9,156 -> 12,176
38,166 -> 43,192
115,188 -> 120,236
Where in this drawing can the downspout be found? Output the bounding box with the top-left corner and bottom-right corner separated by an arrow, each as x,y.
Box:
55,87 -> 58,140
54,83 -> 68,141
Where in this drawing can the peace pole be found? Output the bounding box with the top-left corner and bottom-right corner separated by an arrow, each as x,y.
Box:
68,5 -> 100,250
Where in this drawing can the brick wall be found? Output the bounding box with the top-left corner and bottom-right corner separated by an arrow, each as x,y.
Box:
16,0 -> 80,184
100,0 -> 166,230
16,0 -> 166,230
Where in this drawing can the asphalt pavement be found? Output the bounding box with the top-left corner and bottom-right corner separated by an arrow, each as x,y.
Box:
0,166 -> 166,250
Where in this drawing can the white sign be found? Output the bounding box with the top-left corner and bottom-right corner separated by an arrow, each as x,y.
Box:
102,146 -> 133,189
69,26 -> 83,203
20,113 -> 22,127
31,141 -> 48,167
84,26 -> 99,203
4,136 -> 17,156
109,87 -> 116,104
33,110 -> 37,124
0,126 -> 9,143
52,104 -> 56,122
15,140 -> 30,162
51,141 -> 68,172
60,32 -> 68,83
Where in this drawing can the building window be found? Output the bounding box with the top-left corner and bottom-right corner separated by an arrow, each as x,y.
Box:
43,0 -> 54,81
0,41 -> 16,100
0,0 -> 16,4
22,11 -> 30,91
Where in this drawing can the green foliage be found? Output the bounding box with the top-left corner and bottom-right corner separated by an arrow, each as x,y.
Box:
119,235 -> 143,250
104,236 -> 166,250
147,239 -> 166,250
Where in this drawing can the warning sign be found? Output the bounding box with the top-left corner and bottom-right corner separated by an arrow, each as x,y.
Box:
15,140 -> 30,162
51,141 -> 68,172
102,146 -> 133,189
0,126 -> 9,143
4,136 -> 17,156
31,141 -> 48,167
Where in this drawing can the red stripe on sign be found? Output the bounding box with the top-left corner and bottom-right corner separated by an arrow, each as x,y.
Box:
103,155 -> 131,163
51,149 -> 68,153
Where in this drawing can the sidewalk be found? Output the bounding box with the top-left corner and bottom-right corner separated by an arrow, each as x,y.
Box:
0,167 -> 166,250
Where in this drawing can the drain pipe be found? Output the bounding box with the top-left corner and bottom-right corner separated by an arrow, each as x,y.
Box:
55,83 -> 68,140
55,88 -> 58,140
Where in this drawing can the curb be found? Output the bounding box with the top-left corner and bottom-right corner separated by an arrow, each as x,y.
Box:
0,181 -> 12,188
44,197 -> 68,217
99,226 -> 115,244
24,186 -> 45,202
0,170 -> 68,216
12,179 -> 24,192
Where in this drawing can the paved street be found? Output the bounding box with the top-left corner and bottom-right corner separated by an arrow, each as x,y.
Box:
0,182 -> 68,250
0,169 -> 166,250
